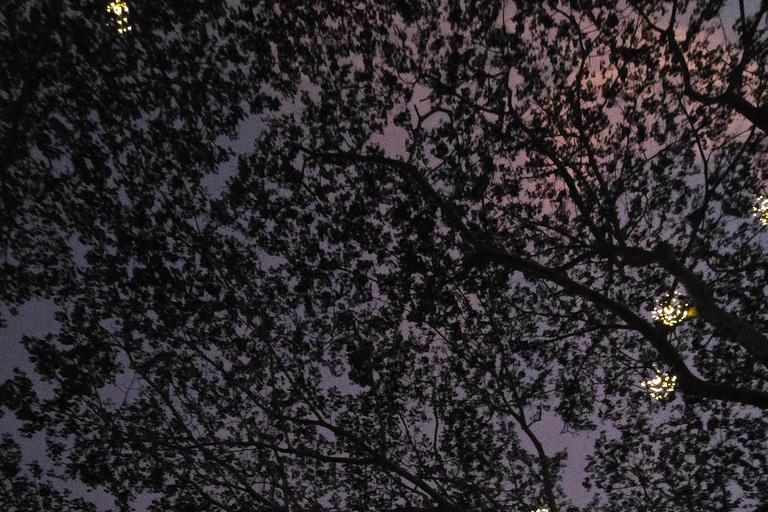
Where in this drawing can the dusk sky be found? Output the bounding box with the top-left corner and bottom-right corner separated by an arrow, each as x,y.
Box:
2,1 -> 768,511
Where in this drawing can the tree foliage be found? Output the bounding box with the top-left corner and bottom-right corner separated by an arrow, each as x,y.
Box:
2,0 -> 768,511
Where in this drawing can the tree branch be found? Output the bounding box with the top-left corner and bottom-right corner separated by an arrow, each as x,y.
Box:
635,4 -> 768,133
284,416 -> 466,512
300,149 -> 768,409
602,242 -> 768,370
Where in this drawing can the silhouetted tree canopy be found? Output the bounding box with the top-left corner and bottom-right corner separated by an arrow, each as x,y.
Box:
2,0 -> 768,511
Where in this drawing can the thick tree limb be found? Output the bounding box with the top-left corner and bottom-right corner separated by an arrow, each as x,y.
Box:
602,242 -> 768,370
303,148 -> 768,409
478,245 -> 768,408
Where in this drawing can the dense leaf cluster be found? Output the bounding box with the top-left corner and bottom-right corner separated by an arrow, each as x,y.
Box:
1,0 -> 768,511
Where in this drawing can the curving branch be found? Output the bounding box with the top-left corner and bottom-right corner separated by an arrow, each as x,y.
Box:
479,244 -> 768,408
602,242 -> 768,370
666,32 -> 768,133
302,148 -> 768,409
634,2 -> 768,133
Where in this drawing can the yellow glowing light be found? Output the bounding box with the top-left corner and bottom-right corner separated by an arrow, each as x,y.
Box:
107,1 -> 132,33
532,509 -> 549,512
651,291 -> 696,327
754,196 -> 768,226
640,370 -> 677,400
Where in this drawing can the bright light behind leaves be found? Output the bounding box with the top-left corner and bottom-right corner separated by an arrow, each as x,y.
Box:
754,196 -> 768,226
641,370 -> 678,400
651,291 -> 695,327
107,1 -> 131,33
531,508 -> 549,512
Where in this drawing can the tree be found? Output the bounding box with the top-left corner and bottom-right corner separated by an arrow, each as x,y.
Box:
1,0 -> 768,510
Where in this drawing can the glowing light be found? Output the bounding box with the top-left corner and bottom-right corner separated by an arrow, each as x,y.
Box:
640,369 -> 678,400
651,291 -> 696,327
107,1 -> 132,33
754,196 -> 768,226
532,509 -> 549,512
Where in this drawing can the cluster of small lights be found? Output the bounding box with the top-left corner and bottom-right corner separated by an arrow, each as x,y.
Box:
107,1 -> 132,33
754,196 -> 768,226
651,291 -> 694,327
640,370 -> 678,400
